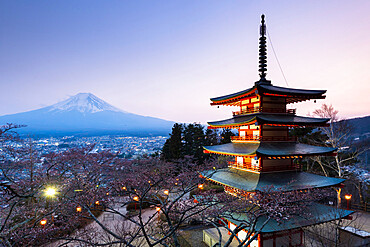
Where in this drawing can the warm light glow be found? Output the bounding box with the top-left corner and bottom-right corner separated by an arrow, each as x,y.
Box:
198,184 -> 204,190
40,219 -> 47,225
95,200 -> 100,205
133,196 -> 139,201
122,186 -> 126,190
164,190 -> 169,195
175,182 -> 178,185
156,207 -> 161,212
344,194 -> 352,200
148,180 -> 151,184
106,192 -> 109,195
44,187 -> 57,197
76,206 -> 82,212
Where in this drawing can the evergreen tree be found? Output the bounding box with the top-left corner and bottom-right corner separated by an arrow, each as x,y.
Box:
183,123 -> 206,164
205,128 -> 219,146
220,128 -> 235,144
161,123 -> 183,162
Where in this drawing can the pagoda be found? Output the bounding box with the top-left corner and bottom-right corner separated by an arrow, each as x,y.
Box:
202,15 -> 352,247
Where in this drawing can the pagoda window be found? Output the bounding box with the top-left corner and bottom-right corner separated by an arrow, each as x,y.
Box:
251,157 -> 259,169
237,157 -> 243,165
239,131 -> 246,137
241,99 -> 250,104
251,97 -> 260,103
240,126 -> 249,130
253,130 -> 260,138
250,125 -> 258,130
239,230 -> 247,241
229,222 -> 237,233
249,234 -> 259,247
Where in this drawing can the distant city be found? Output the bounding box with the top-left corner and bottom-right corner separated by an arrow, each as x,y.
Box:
30,135 -> 167,158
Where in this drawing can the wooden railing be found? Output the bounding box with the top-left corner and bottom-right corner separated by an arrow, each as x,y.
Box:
232,107 -> 296,116
231,135 -> 297,142
228,161 -> 261,172
231,136 -> 261,141
348,203 -> 370,212
228,161 -> 302,172
233,107 -> 261,115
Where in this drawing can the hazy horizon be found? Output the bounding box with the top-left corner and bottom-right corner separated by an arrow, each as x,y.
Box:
1,1 -> 369,124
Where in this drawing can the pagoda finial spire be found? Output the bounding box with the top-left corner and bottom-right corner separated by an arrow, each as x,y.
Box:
259,14 -> 267,80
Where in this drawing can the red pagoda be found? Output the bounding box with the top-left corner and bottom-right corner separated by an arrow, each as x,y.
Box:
202,15 -> 352,247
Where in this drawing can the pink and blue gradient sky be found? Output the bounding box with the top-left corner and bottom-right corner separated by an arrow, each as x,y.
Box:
1,0 -> 369,124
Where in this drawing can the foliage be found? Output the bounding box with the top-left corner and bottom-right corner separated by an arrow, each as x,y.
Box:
161,123 -> 234,164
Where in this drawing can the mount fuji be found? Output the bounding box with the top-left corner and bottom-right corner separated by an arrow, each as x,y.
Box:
0,93 -> 174,136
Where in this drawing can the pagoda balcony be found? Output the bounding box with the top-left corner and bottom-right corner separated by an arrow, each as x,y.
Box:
231,135 -> 297,142
228,161 -> 302,173
232,107 -> 296,116
228,161 -> 261,172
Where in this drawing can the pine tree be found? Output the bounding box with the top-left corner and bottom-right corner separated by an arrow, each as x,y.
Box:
220,128 -> 235,144
205,128 -> 219,146
183,123 -> 206,164
161,123 -> 183,162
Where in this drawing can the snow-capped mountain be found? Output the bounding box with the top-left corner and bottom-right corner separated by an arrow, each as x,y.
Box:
48,93 -> 124,114
0,93 -> 174,136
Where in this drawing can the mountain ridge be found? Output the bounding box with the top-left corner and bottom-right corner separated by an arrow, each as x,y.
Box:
0,93 -> 174,137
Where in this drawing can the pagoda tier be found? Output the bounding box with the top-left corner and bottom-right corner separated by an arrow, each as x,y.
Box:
210,80 -> 326,106
207,113 -> 329,129
225,203 -> 352,233
203,142 -> 336,157
202,168 -> 343,192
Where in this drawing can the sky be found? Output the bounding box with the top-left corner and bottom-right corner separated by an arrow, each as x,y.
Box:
0,0 -> 369,124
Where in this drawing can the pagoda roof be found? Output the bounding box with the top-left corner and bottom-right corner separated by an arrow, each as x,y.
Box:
203,142 -> 337,157
226,203 -> 353,233
208,113 -> 329,128
258,84 -> 326,97
210,82 -> 326,105
202,168 -> 344,192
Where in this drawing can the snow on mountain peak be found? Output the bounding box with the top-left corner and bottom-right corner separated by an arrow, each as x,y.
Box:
48,93 -> 125,113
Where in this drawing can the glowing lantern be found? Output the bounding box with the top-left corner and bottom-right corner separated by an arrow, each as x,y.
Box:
44,187 -> 57,198
344,194 -> 352,200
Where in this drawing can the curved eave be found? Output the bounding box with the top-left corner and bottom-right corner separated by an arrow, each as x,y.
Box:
207,114 -> 330,129
202,168 -> 345,192
258,84 -> 326,97
203,142 -> 337,157
227,203 -> 353,233
257,143 -> 337,156
210,87 -> 256,106
208,116 -> 257,129
203,143 -> 258,156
